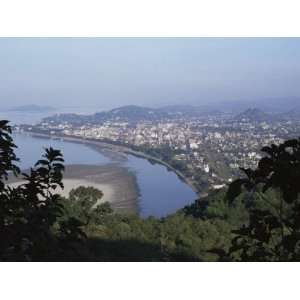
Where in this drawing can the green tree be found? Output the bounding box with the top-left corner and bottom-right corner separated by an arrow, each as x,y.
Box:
224,138 -> 300,261
0,120 -> 85,261
61,186 -> 113,226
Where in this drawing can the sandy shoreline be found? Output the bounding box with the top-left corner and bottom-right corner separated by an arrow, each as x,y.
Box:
25,131 -> 200,195
8,179 -> 115,204
8,164 -> 139,214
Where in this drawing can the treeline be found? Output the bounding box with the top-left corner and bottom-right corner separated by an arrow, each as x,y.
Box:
1,120 -> 300,261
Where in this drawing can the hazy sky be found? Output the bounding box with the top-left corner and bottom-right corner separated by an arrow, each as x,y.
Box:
0,38 -> 300,111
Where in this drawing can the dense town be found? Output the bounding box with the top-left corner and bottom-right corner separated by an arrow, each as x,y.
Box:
16,108 -> 300,194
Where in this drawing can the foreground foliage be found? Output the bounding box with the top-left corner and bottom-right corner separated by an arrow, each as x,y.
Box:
222,138 -> 300,261
0,120 -> 86,260
1,120 -> 300,261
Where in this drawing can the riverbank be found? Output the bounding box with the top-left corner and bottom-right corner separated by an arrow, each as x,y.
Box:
21,130 -> 200,196
8,164 -> 139,214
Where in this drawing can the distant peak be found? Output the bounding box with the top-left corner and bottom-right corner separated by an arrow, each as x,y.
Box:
109,105 -> 155,112
235,107 -> 270,121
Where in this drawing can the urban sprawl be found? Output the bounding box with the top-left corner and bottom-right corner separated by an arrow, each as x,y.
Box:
16,108 -> 300,195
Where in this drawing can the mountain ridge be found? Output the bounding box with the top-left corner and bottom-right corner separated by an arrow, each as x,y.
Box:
41,104 -> 300,125
8,104 -> 56,113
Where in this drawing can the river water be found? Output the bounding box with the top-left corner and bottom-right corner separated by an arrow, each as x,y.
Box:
4,111 -> 197,218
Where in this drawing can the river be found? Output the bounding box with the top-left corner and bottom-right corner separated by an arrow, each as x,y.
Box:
3,107 -> 197,218
12,133 -> 197,218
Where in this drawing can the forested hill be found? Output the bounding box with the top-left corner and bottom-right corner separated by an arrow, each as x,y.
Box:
42,105 -> 168,124
42,104 -> 300,126
41,105 -> 222,125
234,108 -> 272,122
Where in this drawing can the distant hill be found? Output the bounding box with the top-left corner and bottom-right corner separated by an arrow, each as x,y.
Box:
42,105 -> 170,125
234,108 -> 272,122
96,105 -> 168,122
159,105 -> 224,117
40,105 -> 300,126
41,104 -> 229,125
279,108 -> 300,121
160,105 -> 199,114
9,105 -> 56,113
214,98 -> 300,114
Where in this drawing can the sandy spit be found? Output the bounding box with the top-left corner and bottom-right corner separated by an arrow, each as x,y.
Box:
7,164 -> 139,214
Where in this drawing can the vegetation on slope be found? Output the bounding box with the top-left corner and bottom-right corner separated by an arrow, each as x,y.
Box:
1,120 -> 300,261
